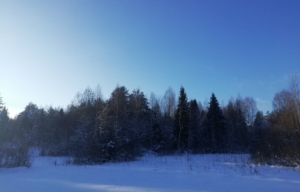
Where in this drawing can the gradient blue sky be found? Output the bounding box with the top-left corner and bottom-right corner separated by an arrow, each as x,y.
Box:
1,0 -> 300,117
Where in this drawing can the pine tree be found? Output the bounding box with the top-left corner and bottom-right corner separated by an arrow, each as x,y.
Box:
203,93 -> 226,153
174,87 -> 189,151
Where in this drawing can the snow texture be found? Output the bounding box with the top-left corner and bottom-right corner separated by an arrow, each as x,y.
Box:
1,154 -> 300,192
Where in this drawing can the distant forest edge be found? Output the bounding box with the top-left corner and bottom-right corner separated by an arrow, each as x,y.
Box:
1,74 -> 300,168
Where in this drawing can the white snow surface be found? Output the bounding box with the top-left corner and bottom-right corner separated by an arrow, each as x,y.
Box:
1,154 -> 300,192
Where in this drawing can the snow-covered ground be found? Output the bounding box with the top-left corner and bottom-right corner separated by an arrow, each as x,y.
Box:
1,154 -> 300,192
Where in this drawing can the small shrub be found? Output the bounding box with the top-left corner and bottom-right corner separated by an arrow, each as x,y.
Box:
0,142 -> 33,168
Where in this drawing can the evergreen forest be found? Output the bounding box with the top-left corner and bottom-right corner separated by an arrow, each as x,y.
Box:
1,74 -> 300,167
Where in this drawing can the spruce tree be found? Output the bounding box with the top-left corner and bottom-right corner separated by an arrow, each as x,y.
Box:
174,87 -> 189,151
203,93 -> 226,153
251,111 -> 265,152
189,99 -> 200,153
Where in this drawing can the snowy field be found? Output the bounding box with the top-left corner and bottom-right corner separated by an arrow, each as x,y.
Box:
1,154 -> 300,192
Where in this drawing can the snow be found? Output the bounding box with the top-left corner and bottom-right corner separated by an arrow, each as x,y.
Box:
1,154 -> 300,192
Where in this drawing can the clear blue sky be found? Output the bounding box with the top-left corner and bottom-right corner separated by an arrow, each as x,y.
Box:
1,0 -> 299,117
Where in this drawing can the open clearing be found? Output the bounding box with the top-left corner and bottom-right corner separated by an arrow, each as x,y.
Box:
1,154 -> 300,192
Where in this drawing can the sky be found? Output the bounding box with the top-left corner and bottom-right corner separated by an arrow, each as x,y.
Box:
1,0 -> 300,118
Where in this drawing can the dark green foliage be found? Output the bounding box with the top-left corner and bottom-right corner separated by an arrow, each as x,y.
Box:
0,107 -> 9,145
106,86 -> 131,161
0,98 -> 32,168
253,111 -> 265,130
99,87 -> 151,162
151,102 -> 163,152
188,99 -> 201,153
203,93 -> 226,153
2,80 -> 300,167
70,88 -> 104,163
174,87 -> 190,151
159,113 -> 175,154
224,99 -> 248,152
128,89 -> 151,156
152,116 -> 163,152
250,111 -> 265,152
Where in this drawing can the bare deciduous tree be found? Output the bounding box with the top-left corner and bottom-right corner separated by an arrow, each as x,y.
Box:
0,94 -> 4,111
288,73 -> 300,130
242,97 -> 258,126
161,87 -> 176,118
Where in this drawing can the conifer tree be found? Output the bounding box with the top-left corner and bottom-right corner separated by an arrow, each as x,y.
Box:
151,106 -> 163,152
250,111 -> 266,153
189,99 -> 200,153
0,107 -> 9,146
174,87 -> 189,151
203,93 -> 226,153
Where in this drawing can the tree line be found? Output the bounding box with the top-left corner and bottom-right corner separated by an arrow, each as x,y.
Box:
0,74 -> 299,167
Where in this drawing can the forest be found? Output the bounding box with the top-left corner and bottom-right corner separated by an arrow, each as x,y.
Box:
0,74 -> 300,168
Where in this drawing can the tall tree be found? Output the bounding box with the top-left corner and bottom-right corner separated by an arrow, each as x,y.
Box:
99,86 -> 131,161
254,74 -> 300,166
160,88 -> 176,153
203,93 -> 226,153
0,107 -> 9,145
288,73 -> 300,130
1,102 -> 33,167
68,87 -> 104,163
128,89 -> 151,155
242,97 -> 258,127
149,93 -> 163,152
151,102 -> 163,152
174,87 -> 189,151
189,99 -> 200,153
18,103 -> 39,146
250,111 -> 266,152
